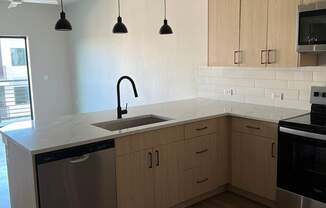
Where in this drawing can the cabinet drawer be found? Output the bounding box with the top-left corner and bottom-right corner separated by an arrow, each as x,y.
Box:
184,166 -> 218,200
232,117 -> 277,139
116,126 -> 184,156
184,134 -> 216,170
185,119 -> 216,139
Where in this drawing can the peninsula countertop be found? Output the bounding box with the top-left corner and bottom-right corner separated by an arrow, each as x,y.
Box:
1,98 -> 308,154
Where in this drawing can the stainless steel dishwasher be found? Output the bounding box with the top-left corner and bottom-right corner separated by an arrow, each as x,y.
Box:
35,139 -> 116,208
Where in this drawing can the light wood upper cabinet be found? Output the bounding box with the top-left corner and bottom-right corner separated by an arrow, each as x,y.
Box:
267,0 -> 299,67
208,0 -> 240,66
239,0 -> 268,67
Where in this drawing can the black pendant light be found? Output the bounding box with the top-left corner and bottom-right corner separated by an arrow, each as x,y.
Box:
159,0 -> 173,35
113,0 -> 128,33
55,0 -> 72,31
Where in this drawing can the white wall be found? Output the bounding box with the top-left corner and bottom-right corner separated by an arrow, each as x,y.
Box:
67,0 -> 208,113
197,66 -> 326,110
0,2 -> 73,122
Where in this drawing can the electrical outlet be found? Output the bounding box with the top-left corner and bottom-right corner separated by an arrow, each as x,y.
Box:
224,88 -> 234,96
272,92 -> 284,100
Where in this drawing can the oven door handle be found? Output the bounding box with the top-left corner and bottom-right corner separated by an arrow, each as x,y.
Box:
280,127 -> 326,141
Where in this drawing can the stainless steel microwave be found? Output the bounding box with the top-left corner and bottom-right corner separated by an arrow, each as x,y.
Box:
298,2 -> 326,53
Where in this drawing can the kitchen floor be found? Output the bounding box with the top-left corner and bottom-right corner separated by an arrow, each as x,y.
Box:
190,192 -> 267,208
0,141 -> 10,208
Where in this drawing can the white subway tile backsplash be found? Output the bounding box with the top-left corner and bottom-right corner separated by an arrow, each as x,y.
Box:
299,90 -> 310,102
215,79 -> 255,88
265,89 -> 299,100
276,71 -> 313,81
288,81 -> 325,90
255,80 -> 288,89
313,72 -> 326,81
197,66 -> 326,110
236,88 -> 265,97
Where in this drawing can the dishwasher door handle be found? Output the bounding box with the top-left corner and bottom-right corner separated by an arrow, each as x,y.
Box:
69,154 -> 90,164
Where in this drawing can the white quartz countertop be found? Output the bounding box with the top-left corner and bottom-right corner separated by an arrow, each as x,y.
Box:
1,98 -> 307,154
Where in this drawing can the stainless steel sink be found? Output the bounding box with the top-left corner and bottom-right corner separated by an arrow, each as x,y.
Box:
92,115 -> 171,131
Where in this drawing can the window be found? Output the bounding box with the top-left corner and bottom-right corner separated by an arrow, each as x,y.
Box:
14,86 -> 29,105
0,37 -> 33,126
10,48 -> 26,66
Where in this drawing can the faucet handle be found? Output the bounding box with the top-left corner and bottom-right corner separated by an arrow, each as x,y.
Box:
121,103 -> 128,115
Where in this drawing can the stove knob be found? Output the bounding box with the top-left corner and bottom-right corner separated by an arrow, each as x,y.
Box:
314,92 -> 320,97
323,93 -> 326,98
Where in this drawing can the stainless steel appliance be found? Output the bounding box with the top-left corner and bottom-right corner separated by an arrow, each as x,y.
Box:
35,139 -> 116,208
297,1 -> 326,53
278,86 -> 326,208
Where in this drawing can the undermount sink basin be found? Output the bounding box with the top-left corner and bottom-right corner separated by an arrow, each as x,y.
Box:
92,115 -> 171,131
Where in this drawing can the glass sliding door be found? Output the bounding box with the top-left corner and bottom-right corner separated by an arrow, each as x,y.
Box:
0,37 -> 33,127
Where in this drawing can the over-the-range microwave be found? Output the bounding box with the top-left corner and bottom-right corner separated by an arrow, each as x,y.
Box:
298,1 -> 326,53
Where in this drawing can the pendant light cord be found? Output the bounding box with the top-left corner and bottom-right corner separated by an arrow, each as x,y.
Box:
164,0 -> 167,20
118,0 -> 121,17
60,0 -> 64,12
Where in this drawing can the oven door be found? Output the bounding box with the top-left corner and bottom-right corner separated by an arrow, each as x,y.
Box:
278,127 -> 326,204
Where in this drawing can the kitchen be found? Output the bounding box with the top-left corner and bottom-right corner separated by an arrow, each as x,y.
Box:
1,0 -> 326,208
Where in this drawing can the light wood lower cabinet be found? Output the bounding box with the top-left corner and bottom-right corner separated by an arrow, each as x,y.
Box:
117,117 -> 277,208
116,149 -> 155,208
231,131 -> 277,200
116,127 -> 185,208
184,134 -> 218,200
154,141 -> 185,208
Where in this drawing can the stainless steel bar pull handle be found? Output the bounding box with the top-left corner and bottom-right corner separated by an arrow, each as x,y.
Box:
272,142 -> 276,158
196,149 -> 208,154
261,50 -> 268,65
148,152 -> 153,168
267,49 -> 277,64
197,177 -> 208,184
155,150 -> 160,167
246,125 -> 260,130
196,126 -> 208,131
234,50 -> 241,64
69,154 -> 90,164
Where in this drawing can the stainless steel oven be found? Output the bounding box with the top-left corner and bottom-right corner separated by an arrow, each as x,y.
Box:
297,1 -> 326,53
278,86 -> 326,208
278,127 -> 326,207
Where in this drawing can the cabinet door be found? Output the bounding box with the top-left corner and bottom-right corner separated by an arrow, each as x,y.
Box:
116,149 -> 155,208
154,141 -> 185,208
232,133 -> 277,200
240,0 -> 268,67
208,0 -> 240,66
267,0 -> 299,67
216,117 -> 230,186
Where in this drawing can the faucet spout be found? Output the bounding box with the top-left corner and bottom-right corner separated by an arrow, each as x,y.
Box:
116,76 -> 139,119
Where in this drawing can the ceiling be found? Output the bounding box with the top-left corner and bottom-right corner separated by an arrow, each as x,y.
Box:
0,0 -> 79,5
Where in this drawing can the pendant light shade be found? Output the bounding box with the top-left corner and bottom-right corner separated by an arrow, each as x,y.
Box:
160,0 -> 173,35
113,0 -> 128,33
55,0 -> 72,31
